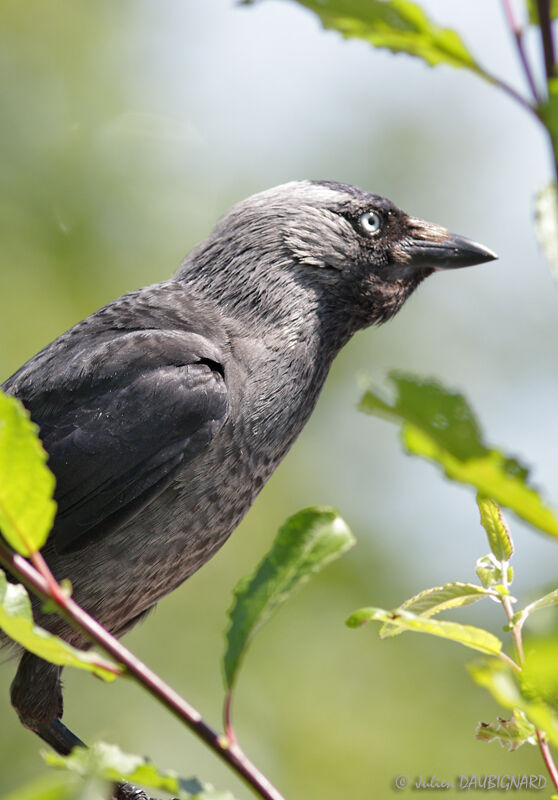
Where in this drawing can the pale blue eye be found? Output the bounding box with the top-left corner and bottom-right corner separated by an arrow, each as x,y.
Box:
359,211 -> 382,235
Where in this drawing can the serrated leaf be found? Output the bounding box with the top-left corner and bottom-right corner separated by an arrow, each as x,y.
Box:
516,588 -> 558,629
527,0 -> 558,24
477,496 -> 513,562
380,582 -> 493,638
224,507 -> 354,690
360,373 -> 558,538
45,742 -> 236,800
475,709 -> 537,751
347,606 -> 502,655
0,570 -> 118,681
0,391 -> 56,555
469,658 -> 558,749
270,0 -> 484,74
535,182 -> 558,279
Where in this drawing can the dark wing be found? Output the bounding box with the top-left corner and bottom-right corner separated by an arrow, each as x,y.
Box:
5,328 -> 228,554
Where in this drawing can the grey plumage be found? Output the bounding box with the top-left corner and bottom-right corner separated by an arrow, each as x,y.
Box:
2,180 -> 496,753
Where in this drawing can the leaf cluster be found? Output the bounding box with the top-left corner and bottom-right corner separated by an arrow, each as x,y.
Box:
351,375 -> 558,755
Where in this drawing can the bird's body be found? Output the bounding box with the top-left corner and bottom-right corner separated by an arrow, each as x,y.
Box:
6,280 -> 333,639
2,180 -> 496,756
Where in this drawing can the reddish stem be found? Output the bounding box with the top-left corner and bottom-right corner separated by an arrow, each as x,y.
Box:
499,571 -> 558,790
537,730 -> 558,791
224,691 -> 238,747
30,550 -> 68,607
501,0 -> 541,102
0,543 -> 286,800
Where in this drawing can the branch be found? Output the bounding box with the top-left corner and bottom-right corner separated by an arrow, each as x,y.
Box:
500,593 -> 525,665
537,0 -> 556,81
0,541 -> 286,800
499,570 -> 558,792
537,730 -> 558,791
477,64 -> 541,121
502,0 -> 541,102
224,691 -> 238,748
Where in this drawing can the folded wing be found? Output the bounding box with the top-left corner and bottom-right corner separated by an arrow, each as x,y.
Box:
4,328 -> 229,553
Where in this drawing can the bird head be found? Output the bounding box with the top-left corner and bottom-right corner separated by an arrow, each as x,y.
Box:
178,180 -> 496,339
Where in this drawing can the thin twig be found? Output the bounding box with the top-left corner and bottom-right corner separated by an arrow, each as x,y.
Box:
0,542 -> 286,800
498,567 -> 558,790
499,564 -> 524,666
498,650 -> 522,674
533,0 -> 558,184
501,0 -> 541,103
537,730 -> 558,791
537,0 -> 556,80
30,550 -> 68,607
500,595 -> 525,665
479,66 -> 541,120
224,691 -> 238,747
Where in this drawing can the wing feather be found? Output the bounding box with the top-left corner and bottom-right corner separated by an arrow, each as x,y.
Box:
4,328 -> 229,554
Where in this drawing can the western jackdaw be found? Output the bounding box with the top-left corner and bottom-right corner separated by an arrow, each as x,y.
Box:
2,180 -> 496,758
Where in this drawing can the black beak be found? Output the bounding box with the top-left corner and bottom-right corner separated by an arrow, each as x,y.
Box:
403,223 -> 498,271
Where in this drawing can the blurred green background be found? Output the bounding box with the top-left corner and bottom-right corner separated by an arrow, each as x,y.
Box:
1,1 -> 557,798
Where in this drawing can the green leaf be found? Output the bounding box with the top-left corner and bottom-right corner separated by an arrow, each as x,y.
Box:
475,709 -> 537,751
359,373 -> 558,538
360,373 -> 494,460
535,182 -> 558,279
475,555 -> 498,589
45,742 -> 236,800
477,496 -> 513,562
346,606 -> 502,655
475,554 -> 513,589
268,0 -> 484,75
379,582 -> 493,638
0,570 -> 119,680
469,658 -> 558,749
0,391 -> 56,556
515,588 -> 558,628
527,0 -> 558,24
224,507 -> 354,690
